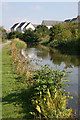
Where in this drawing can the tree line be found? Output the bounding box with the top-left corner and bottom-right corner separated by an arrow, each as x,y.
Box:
1,21 -> 80,53
7,21 -> 79,42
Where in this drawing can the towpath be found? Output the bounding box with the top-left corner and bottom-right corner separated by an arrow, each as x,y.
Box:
0,40 -> 11,51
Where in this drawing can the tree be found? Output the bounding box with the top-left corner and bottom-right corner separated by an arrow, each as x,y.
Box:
0,26 -> 7,42
23,29 -> 38,43
7,31 -> 23,40
7,31 -> 16,39
35,25 -> 49,38
49,23 -> 63,41
16,31 -> 23,40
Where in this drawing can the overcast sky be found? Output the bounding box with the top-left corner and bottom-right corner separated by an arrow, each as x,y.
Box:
1,1 -> 79,30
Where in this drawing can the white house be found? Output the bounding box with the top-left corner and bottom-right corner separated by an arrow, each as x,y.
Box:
11,23 -> 20,31
64,15 -> 80,23
11,22 -> 36,33
16,22 -> 28,33
41,20 -> 63,29
23,22 -> 35,32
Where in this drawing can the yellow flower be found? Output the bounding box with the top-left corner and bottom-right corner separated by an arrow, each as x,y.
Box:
36,105 -> 41,113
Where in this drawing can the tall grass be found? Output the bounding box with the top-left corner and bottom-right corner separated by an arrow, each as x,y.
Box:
10,38 -> 27,49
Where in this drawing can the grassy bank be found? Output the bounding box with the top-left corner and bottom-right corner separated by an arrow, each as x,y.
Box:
0,45 -> 2,120
2,40 -> 34,119
2,44 -> 24,118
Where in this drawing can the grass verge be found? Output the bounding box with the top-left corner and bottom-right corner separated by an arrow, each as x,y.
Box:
0,45 -> 2,119
2,44 -> 34,119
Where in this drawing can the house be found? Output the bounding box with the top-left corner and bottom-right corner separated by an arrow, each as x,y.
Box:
64,15 -> 80,23
41,20 -> 63,29
23,22 -> 35,32
16,22 -> 28,33
11,22 -> 36,33
11,23 -> 20,31
64,19 -> 71,23
70,17 -> 78,22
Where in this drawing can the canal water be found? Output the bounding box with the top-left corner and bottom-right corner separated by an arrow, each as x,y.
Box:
23,44 -> 80,116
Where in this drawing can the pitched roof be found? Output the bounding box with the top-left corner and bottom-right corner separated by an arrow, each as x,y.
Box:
24,22 -> 36,29
42,20 -> 63,26
64,19 -> 71,22
24,22 -> 31,28
11,23 -> 19,29
64,16 -> 80,23
71,18 -> 77,22
17,22 -> 26,28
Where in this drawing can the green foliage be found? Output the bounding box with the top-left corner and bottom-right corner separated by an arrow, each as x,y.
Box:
7,31 -> 23,40
71,28 -> 78,39
16,32 -> 23,40
35,25 -> 49,39
7,31 -> 16,39
12,38 -> 27,49
49,23 -> 63,42
23,29 -> 38,43
31,89 -> 72,119
0,26 -> 7,43
40,37 -> 50,45
9,36 -> 73,119
31,65 -> 68,95
29,64 -> 71,96
28,64 -> 73,119
48,22 -> 79,53
49,23 -> 73,42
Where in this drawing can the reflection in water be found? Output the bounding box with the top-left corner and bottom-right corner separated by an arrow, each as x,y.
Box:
23,45 -> 80,116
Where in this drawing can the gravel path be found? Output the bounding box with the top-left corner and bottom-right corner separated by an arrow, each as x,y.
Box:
0,40 -> 11,51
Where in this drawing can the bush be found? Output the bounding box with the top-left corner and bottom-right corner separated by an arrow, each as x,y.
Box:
35,25 -> 49,38
23,29 -> 38,43
0,26 -> 7,42
7,31 -> 23,40
29,65 -> 73,119
49,23 -> 63,42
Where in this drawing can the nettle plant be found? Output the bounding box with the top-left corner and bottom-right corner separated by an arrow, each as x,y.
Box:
29,64 -> 73,119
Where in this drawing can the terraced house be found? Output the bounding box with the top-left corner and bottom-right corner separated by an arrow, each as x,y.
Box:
11,15 -> 80,33
64,15 -> 80,23
11,23 -> 20,31
11,22 -> 35,33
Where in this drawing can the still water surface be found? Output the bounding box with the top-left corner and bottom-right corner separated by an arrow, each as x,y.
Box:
23,44 -> 80,115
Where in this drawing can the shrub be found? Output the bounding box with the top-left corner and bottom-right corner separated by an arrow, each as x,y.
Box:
29,65 -> 73,119
0,26 -> 7,42
31,89 -> 72,119
35,25 -> 49,38
23,29 -> 38,43
7,31 -> 23,40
